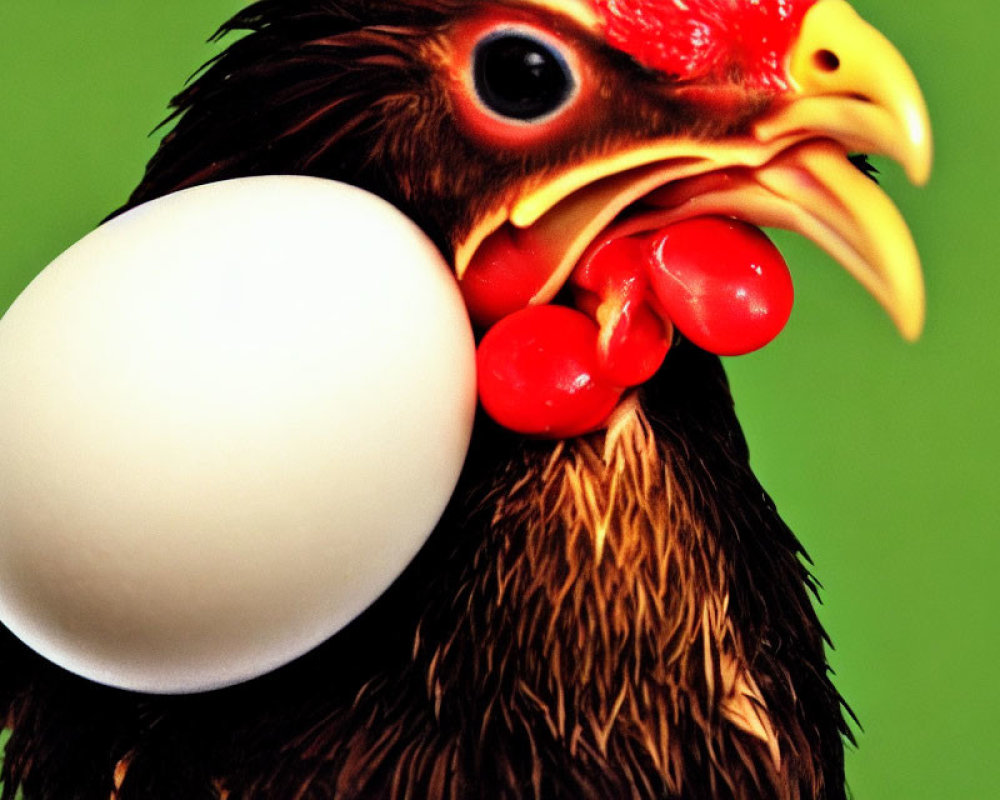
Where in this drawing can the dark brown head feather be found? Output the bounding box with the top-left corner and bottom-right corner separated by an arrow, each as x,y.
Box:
125,0 -> 471,251
121,0 -> 743,257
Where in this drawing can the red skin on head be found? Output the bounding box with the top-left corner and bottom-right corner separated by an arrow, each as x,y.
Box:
590,0 -> 817,90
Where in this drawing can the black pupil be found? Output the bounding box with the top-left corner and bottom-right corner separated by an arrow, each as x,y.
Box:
474,33 -> 572,121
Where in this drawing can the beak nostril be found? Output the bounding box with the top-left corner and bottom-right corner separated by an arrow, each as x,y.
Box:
813,49 -> 840,72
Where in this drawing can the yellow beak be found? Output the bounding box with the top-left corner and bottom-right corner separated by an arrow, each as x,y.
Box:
783,0 -> 931,186
756,0 -> 932,338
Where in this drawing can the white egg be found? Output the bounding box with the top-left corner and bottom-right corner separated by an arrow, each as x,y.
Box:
0,176 -> 476,693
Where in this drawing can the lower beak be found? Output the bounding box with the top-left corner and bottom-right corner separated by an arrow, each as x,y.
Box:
457,0 -> 932,341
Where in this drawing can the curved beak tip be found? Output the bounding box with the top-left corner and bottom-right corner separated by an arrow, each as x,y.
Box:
907,134 -> 933,188
898,308 -> 925,342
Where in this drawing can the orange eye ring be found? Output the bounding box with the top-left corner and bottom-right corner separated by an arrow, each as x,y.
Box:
446,17 -> 592,151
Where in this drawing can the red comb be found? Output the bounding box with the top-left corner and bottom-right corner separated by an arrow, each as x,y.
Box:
590,0 -> 817,90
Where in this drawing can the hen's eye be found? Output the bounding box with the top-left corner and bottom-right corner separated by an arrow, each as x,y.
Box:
473,32 -> 575,121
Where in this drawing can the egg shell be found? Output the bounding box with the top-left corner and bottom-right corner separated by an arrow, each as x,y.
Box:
0,176 -> 476,693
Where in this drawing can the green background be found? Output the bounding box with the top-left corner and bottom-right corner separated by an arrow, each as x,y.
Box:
0,1 -> 995,797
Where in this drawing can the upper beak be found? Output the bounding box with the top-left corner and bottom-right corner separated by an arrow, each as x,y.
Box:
752,0 -> 932,338
457,0 -> 932,340
778,0 -> 931,186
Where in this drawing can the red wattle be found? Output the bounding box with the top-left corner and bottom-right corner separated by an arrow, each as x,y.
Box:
644,218 -> 793,356
476,306 -> 623,438
597,302 -> 671,387
570,237 -> 671,387
460,226 -> 553,328
469,217 -> 793,439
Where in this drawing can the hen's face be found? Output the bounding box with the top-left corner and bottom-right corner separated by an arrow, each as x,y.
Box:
396,0 -> 929,342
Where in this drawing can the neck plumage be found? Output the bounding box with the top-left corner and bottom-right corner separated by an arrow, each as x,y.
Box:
431,394 -> 783,794
293,343 -> 849,800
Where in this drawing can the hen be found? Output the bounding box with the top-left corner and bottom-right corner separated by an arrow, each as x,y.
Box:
0,1 -> 930,798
